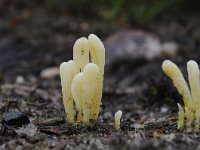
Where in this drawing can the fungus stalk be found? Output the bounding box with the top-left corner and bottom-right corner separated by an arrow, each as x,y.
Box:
162,60 -> 200,132
115,110 -> 122,130
60,34 -> 105,123
177,103 -> 184,129
82,63 -> 99,123
60,61 -> 76,123
71,73 -> 83,122
88,34 -> 105,120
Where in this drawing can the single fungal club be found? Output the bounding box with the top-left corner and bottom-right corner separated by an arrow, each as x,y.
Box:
115,110 -> 122,130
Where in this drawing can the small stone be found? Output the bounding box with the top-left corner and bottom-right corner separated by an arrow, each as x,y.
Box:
2,111 -> 30,126
103,112 -> 112,120
104,30 -> 178,65
133,123 -> 144,129
104,30 -> 162,64
161,42 -> 178,56
15,123 -> 37,137
16,75 -> 25,84
40,67 -> 59,79
160,106 -> 169,113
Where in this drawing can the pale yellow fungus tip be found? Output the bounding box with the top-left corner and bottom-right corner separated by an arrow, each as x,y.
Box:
162,60 -> 191,107
88,34 -> 105,75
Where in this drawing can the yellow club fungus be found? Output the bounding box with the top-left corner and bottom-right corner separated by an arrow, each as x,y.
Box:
60,34 -> 105,124
71,72 -> 83,122
88,34 -> 105,120
114,110 -> 122,130
60,60 -> 76,123
162,60 -> 200,132
73,37 -> 89,72
82,63 -> 99,123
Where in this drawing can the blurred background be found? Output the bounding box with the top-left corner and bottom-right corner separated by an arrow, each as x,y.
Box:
1,1 -> 200,148
0,0 -> 199,73
0,0 -> 200,107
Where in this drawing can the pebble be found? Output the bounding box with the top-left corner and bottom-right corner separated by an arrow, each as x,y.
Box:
40,67 -> 59,79
103,112 -> 112,120
15,75 -> 25,84
133,123 -> 144,129
160,106 -> 169,113
162,42 -> 178,56
15,123 -> 37,137
2,111 -> 30,126
104,30 -> 178,64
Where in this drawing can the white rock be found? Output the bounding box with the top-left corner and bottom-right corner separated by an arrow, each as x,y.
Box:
15,123 -> 37,137
162,42 -> 178,56
160,106 -> 169,113
16,75 -> 25,84
104,30 -> 178,64
40,67 -> 59,79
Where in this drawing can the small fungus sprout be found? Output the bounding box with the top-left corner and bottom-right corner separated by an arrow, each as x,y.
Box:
162,60 -> 200,132
60,34 -> 105,123
114,110 -> 122,130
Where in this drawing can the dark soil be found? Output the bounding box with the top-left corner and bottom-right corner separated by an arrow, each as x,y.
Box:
1,4 -> 200,150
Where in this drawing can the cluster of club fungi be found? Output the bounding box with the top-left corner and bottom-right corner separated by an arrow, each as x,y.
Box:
162,60 -> 200,132
60,34 -> 200,132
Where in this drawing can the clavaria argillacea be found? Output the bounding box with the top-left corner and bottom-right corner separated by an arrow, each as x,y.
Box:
60,34 -> 105,123
114,110 -> 122,130
162,60 -> 200,132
